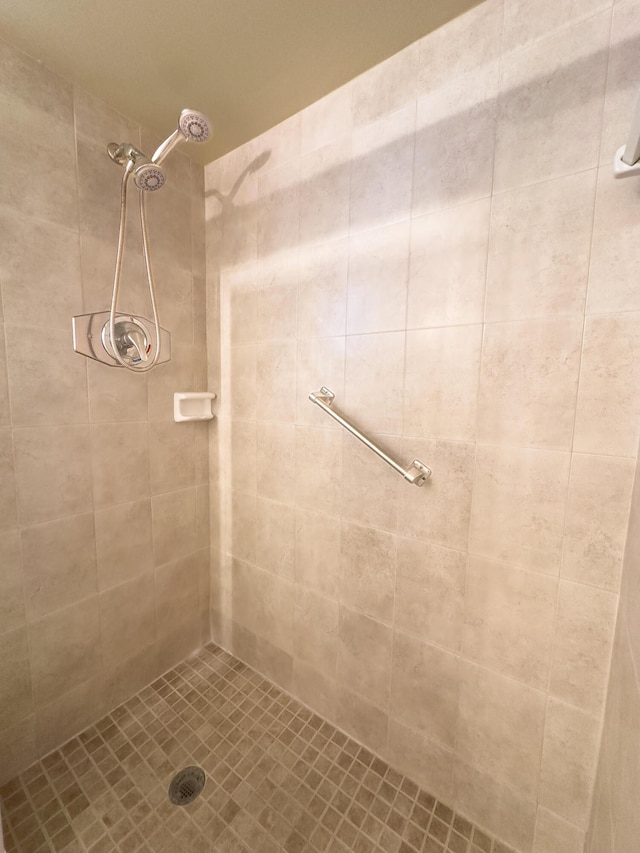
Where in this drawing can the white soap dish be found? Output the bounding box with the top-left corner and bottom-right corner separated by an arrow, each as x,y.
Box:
174,392 -> 216,422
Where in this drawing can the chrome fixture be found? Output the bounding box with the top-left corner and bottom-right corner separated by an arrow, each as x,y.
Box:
308,387 -> 432,486
72,108 -> 212,372
614,88 -> 640,178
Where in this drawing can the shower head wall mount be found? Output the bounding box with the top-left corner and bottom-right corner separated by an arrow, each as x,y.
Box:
107,109 -> 212,190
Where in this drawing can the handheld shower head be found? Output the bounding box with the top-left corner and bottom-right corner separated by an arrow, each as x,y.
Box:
152,108 -> 212,165
133,162 -> 166,191
178,110 -> 211,143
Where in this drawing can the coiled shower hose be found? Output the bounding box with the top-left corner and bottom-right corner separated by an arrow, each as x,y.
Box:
108,158 -> 162,372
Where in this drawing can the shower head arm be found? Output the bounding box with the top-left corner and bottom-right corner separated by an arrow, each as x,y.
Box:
151,128 -> 184,166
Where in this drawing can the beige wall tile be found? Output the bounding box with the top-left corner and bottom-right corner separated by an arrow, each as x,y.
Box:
297,239 -> 348,339
407,198 -> 489,330
219,419 -> 256,495
539,698 -> 601,828
0,326 -> 7,427
469,445 -> 570,574
256,422 -> 295,504
503,0 -> 612,53
453,760 -> 537,853
228,490 -> 257,565
550,580 -> 617,714
413,89 -> 496,218
21,513 -> 97,620
73,86 -> 139,146
94,499 -> 153,591
339,521 -> 396,623
292,660 -> 337,720
35,674 -> 106,758
0,97 -> 77,228
294,586 -> 338,675
344,332 -> 406,435
219,264 -> 257,348
349,107 -> 415,234
0,212 -> 82,331
256,340 -> 297,423
562,453 -> 634,591
390,632 -> 459,748
155,552 -> 200,629
340,431 -> 400,533
256,497 -> 295,580
463,556 -> 557,689
100,572 -> 156,670
296,336 -> 346,429
457,662 -> 546,797
478,317 -> 582,451
149,421 -> 195,494
13,426 -> 92,525
103,642 -> 160,713
346,221 -> 410,335
335,686 -> 389,754
353,42 -> 418,125
256,257 -> 298,342
0,429 -> 17,531
404,325 -> 481,442
386,719 -> 455,805
299,141 -> 351,246
91,422 -> 150,508
0,530 -> 25,633
151,487 -> 198,566
337,607 -> 393,707
87,361 -> 148,423
0,38 -> 73,123
574,313 -> 640,457
29,597 -> 101,706
253,636 -> 293,692
0,716 -> 36,788
294,507 -> 341,598
257,162 -> 300,262
589,168 -> 640,315
294,427 -> 343,515
494,13 -> 609,192
397,438 -> 475,551
224,344 -> 257,421
417,0 -> 503,94
301,83 -> 352,154
0,626 -> 32,730
533,806 -> 585,853
486,171 -> 595,322
395,537 -> 466,653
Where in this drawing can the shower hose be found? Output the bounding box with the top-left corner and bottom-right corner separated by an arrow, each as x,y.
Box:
108,158 -> 162,372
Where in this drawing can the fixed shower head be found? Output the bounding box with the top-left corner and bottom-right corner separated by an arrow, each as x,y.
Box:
133,162 -> 166,191
152,108 -> 213,165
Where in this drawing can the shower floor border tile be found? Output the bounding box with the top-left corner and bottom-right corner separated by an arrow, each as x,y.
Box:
0,643 -> 519,853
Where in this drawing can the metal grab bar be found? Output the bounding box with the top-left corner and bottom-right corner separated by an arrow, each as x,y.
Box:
308,387 -> 432,487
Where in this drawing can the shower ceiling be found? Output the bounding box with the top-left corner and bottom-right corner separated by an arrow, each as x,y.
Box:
0,0 -> 481,165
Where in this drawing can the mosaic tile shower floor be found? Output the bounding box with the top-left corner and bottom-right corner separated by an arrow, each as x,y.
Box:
0,645 -> 518,853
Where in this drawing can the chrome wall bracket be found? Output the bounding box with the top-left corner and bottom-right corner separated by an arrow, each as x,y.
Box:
308,387 -> 432,487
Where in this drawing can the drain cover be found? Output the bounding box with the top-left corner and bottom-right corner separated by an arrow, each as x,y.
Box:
168,766 -> 206,806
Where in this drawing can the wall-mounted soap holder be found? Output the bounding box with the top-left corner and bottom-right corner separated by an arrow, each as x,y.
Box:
174,392 -> 216,422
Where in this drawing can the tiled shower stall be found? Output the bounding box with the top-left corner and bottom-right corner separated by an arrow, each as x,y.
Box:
1,0 -> 640,851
